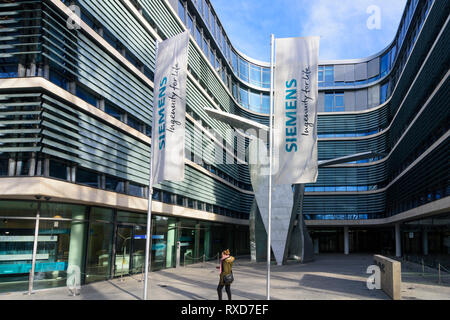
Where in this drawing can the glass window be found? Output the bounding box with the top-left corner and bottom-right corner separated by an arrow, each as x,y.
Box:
151,216 -> 170,270
0,200 -> 38,218
162,191 -> 174,204
324,93 -> 334,112
262,68 -> 271,88
324,66 -> 334,83
0,157 -> 8,176
145,125 -> 152,137
318,66 -> 324,82
209,48 -> 215,67
49,70 -> 68,90
105,175 -> 124,193
380,52 -> 389,77
117,211 -> 147,224
125,50 -> 139,68
380,82 -> 389,103
128,183 -> 143,197
249,91 -> 261,112
204,1 -> 210,25
178,0 -> 185,23
225,39 -> 229,60
203,37 -> 209,56
0,64 -> 18,78
249,64 -> 261,87
231,51 -> 238,71
261,94 -> 270,114
239,87 -> 249,107
152,189 -> 161,201
49,159 -> 67,180
103,28 -> 118,49
335,92 -> 344,111
176,195 -> 184,206
195,27 -> 202,47
76,86 -> 97,107
390,45 -> 397,65
76,167 -> 99,188
0,218 -> 36,290
239,58 -> 249,82
216,58 -> 221,71
127,115 -> 142,131
211,16 -> 216,38
85,221 -> 113,283
105,103 -> 122,121
186,13 -> 193,33
90,206 -> 114,223
232,83 -> 238,100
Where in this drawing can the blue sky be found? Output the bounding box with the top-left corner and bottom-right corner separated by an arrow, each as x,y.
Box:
210,0 -> 407,62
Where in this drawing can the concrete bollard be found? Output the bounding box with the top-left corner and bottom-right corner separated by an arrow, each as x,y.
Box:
373,255 -> 402,300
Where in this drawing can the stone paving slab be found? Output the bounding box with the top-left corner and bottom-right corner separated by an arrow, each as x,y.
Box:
0,254 -> 448,300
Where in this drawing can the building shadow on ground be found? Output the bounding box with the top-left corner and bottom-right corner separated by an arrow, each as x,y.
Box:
298,273 -> 389,299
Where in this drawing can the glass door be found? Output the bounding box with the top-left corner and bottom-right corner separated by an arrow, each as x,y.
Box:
114,226 -> 132,277
130,225 -> 146,274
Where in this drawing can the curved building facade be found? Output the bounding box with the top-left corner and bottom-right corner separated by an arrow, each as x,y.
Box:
0,0 -> 448,292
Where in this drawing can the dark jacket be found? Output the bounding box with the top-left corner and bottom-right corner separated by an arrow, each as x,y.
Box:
219,256 -> 235,285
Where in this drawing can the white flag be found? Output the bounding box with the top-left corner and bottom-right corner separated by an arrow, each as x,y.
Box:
152,31 -> 189,185
273,36 -> 319,185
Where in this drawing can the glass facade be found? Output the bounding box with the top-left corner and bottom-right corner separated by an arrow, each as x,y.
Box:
0,201 -> 249,293
0,0 -> 446,281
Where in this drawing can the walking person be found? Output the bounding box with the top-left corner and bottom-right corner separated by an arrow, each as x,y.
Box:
217,249 -> 234,300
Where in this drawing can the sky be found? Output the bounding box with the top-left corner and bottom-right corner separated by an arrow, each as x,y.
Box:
210,0 -> 407,62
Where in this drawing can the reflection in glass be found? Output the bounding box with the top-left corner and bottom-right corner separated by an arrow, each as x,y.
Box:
239,59 -> 249,82
0,219 -> 36,293
249,90 -> 261,112
76,167 -> 99,188
49,159 -> 67,180
187,13 -> 193,33
195,26 -> 202,47
151,216 -> 171,271
239,87 -> 249,108
86,222 -> 113,283
131,225 -> 146,274
250,64 -> 261,87
324,66 -> 334,83
261,94 -> 270,114
34,218 -> 87,291
114,226 -> 132,276
179,220 -> 196,266
262,68 -> 271,88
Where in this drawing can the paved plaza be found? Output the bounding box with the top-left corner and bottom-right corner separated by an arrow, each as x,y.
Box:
0,254 -> 449,300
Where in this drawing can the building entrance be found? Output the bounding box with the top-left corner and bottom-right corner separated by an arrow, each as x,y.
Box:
113,225 -> 146,277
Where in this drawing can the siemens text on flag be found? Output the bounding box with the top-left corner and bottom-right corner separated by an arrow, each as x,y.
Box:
273,36 -> 320,185
152,31 -> 189,185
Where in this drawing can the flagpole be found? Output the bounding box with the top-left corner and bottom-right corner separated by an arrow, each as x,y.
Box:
267,33 -> 275,301
143,40 -> 159,301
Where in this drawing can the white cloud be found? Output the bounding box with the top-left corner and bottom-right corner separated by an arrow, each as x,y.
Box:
295,0 -> 407,60
210,0 -> 407,61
